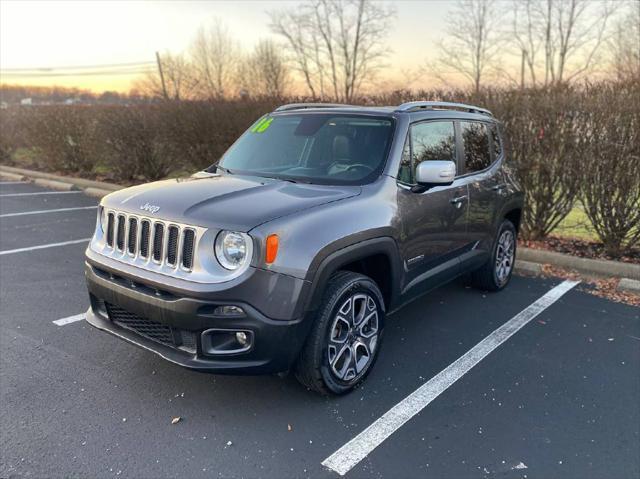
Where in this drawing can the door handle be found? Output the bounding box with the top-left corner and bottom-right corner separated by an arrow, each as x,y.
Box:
450,195 -> 468,208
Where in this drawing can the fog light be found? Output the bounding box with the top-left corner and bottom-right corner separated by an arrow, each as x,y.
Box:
213,305 -> 245,317
235,331 -> 248,346
201,329 -> 253,355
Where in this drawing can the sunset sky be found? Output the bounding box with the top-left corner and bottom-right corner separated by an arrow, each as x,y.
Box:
0,0 -> 452,93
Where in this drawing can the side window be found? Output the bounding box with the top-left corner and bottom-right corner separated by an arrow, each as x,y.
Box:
410,121 -> 456,180
398,135 -> 412,184
490,123 -> 502,158
461,121 -> 491,173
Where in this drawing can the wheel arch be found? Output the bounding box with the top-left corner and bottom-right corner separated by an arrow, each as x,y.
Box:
304,237 -> 402,314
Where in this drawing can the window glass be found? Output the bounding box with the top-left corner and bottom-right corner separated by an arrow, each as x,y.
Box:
461,122 -> 491,172
410,121 -> 456,179
219,114 -> 394,185
490,124 -> 502,158
398,135 -> 412,184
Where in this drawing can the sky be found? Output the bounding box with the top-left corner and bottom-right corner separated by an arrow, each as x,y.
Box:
0,0 -> 452,93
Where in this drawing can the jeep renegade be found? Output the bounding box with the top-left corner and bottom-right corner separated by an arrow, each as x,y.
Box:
85,101 -> 524,395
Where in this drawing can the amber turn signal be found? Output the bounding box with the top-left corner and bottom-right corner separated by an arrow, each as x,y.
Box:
265,234 -> 279,264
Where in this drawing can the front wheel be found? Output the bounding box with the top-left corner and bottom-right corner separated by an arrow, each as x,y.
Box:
471,219 -> 517,291
295,271 -> 385,395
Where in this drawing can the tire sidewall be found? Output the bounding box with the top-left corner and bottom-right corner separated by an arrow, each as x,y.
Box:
491,220 -> 517,290
318,277 -> 385,395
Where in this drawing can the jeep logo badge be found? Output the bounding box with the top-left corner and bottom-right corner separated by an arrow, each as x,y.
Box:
140,202 -> 160,214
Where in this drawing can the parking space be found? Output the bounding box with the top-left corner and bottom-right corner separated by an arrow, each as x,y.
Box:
1,184 -> 639,478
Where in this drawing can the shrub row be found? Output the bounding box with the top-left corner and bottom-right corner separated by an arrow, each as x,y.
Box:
1,82 -> 638,255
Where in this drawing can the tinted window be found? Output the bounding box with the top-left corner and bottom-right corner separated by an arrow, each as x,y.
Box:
398,136 -> 412,184
220,114 -> 394,185
410,121 -> 456,180
490,124 -> 502,158
461,121 -> 491,172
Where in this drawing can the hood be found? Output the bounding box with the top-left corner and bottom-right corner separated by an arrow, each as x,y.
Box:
102,172 -> 361,231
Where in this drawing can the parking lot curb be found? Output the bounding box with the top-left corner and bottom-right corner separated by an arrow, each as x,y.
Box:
617,278 -> 640,294
84,187 -> 114,198
0,165 -> 122,198
514,259 -> 542,275
518,247 -> 640,281
0,165 -> 121,192
33,178 -> 79,191
0,171 -> 27,182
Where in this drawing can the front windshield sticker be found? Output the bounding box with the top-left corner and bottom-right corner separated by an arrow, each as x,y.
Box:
251,117 -> 273,133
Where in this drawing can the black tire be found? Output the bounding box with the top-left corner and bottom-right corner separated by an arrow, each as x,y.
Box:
295,271 -> 385,395
471,219 -> 517,292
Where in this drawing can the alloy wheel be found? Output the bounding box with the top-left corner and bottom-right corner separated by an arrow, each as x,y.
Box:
327,293 -> 379,382
495,229 -> 515,286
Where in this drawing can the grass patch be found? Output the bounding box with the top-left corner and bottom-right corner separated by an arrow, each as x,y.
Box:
553,203 -> 597,241
11,147 -> 42,168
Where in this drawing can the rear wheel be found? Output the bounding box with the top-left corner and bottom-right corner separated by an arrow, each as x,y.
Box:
295,271 -> 384,395
471,219 -> 517,291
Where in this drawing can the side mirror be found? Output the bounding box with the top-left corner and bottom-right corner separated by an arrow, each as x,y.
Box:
415,161 -> 456,187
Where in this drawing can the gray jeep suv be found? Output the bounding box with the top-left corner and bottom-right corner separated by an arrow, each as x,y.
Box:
85,101 -> 523,394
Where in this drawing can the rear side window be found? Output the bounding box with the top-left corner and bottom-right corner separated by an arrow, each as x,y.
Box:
490,123 -> 502,158
461,121 -> 491,173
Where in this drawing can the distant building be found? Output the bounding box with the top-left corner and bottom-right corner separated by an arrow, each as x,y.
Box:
20,98 -> 32,106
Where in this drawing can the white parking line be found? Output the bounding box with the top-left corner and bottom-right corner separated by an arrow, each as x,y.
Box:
0,238 -> 91,256
53,313 -> 86,326
0,191 -> 82,197
0,206 -> 97,218
321,279 -> 580,476
0,181 -> 28,185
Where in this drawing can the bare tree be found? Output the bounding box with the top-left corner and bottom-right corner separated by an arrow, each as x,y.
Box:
269,0 -> 396,102
246,39 -> 291,98
135,52 -> 194,100
431,0 -> 504,93
511,0 -> 619,86
190,18 -> 241,99
609,0 -> 640,82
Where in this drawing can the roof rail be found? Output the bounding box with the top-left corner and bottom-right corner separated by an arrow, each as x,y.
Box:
275,103 -> 354,112
395,101 -> 492,116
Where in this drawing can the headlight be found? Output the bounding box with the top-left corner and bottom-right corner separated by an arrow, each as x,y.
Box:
214,231 -> 250,270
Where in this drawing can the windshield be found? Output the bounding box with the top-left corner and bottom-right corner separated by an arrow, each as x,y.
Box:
218,114 -> 395,185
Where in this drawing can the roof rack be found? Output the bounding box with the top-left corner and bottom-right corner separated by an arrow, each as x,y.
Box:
395,101 -> 492,116
275,103 -> 354,112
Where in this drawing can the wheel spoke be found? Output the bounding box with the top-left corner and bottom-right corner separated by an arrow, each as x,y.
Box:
330,343 -> 352,380
352,341 -> 370,373
358,310 -> 379,338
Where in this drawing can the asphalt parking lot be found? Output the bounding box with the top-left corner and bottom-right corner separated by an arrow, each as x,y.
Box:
1,181 -> 639,479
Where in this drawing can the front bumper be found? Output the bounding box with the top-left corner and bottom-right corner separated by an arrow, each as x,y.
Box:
84,259 -> 312,374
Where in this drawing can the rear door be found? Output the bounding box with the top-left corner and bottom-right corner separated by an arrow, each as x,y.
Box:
396,120 -> 469,295
459,120 -> 507,270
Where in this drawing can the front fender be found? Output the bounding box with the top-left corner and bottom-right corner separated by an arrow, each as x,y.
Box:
303,236 -> 403,313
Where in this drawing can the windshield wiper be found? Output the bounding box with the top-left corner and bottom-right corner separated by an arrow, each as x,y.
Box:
212,164 -> 233,175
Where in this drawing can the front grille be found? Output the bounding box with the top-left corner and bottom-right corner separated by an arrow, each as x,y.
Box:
106,213 -> 115,247
167,226 -> 179,266
105,302 -> 197,353
127,218 -> 137,255
116,215 -> 126,251
139,221 -> 150,258
152,223 -> 164,262
182,229 -> 195,269
101,209 -> 198,272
